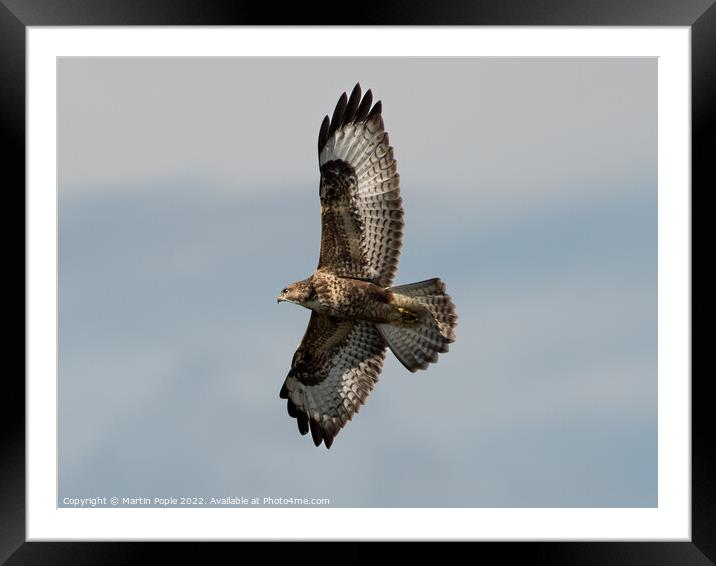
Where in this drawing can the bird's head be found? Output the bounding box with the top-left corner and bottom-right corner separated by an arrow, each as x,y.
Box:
277,278 -> 316,307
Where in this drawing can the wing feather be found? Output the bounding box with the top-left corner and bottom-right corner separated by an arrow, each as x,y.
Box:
317,84 -> 404,287
279,312 -> 387,448
342,83 -> 362,126
317,115 -> 330,156
354,89 -> 373,123
328,92 -> 348,139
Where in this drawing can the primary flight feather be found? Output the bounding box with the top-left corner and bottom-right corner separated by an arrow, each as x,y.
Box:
277,84 -> 458,449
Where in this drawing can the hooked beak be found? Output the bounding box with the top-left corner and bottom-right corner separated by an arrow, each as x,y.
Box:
277,296 -> 285,304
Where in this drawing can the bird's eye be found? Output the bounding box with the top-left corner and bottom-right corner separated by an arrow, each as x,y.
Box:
282,288 -> 288,294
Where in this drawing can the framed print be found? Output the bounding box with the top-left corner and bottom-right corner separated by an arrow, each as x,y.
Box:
7,1 -> 711,563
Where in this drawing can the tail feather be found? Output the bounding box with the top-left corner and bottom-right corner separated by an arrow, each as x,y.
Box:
377,278 -> 457,372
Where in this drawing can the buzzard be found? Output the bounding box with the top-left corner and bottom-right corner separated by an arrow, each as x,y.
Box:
278,84 -> 457,448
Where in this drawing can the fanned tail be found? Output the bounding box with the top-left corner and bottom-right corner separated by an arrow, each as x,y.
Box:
377,278 -> 457,372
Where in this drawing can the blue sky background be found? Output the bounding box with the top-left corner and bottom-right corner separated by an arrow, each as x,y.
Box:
58,58 -> 656,507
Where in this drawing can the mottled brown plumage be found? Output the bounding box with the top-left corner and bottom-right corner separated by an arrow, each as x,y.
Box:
278,84 -> 458,449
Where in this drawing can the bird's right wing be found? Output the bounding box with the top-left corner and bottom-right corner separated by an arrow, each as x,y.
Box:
279,312 -> 387,448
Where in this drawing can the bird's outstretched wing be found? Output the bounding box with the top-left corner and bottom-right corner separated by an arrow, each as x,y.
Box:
279,312 -> 387,448
317,83 -> 404,288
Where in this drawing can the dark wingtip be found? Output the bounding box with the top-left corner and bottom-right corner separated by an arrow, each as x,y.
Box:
342,83 -> 362,127
327,92 -> 348,139
318,115 -> 330,155
287,398 -> 298,418
367,99 -> 382,122
355,89 -> 373,122
279,381 -> 289,399
324,434 -> 334,449
309,419 -> 323,447
322,86 -> 376,148
297,412 -> 309,435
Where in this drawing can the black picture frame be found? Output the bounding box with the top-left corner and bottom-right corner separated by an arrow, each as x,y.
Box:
6,1 -> 710,563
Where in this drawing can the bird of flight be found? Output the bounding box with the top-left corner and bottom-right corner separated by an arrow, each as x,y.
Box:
277,84 -> 457,449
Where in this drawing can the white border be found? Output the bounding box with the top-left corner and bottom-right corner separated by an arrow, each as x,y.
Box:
27,27 -> 691,541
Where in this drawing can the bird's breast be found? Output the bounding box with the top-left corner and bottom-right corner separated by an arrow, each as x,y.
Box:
312,272 -> 395,322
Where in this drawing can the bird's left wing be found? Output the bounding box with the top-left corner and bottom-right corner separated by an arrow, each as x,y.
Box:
279,312 -> 387,448
316,83 -> 404,288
